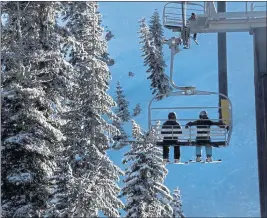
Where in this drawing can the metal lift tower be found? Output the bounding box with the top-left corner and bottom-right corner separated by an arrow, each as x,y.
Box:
217,2 -> 227,120
163,1 -> 267,217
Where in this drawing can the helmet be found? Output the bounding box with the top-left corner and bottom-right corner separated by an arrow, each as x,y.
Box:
199,110 -> 208,119
168,112 -> 177,120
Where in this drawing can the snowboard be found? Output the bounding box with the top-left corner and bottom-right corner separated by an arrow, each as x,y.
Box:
189,159 -> 222,164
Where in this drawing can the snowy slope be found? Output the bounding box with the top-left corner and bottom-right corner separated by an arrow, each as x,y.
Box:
100,2 -> 259,217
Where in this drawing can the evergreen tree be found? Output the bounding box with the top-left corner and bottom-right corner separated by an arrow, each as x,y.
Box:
139,18 -> 172,100
149,10 -> 164,53
171,188 -> 185,218
1,2 -> 73,217
115,81 -> 130,122
55,2 -> 124,217
113,119 -> 128,141
133,103 -> 142,117
112,81 -> 130,146
121,120 -> 173,217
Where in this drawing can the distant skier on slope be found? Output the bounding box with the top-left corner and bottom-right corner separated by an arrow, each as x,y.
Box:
161,112 -> 182,163
185,111 -> 229,162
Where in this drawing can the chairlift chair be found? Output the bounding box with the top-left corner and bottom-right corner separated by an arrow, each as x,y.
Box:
148,89 -> 233,148
163,2 -> 205,47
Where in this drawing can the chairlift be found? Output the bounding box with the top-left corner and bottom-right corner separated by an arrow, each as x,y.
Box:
148,88 -> 233,147
163,2 -> 205,48
112,2 -> 234,152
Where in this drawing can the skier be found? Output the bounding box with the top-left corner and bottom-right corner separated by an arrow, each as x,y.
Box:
185,111 -> 228,162
161,112 -> 182,163
188,13 -> 197,42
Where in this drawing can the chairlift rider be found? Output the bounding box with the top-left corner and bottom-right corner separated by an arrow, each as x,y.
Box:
161,112 -> 182,164
183,13 -> 198,48
185,111 -> 229,162
188,13 -> 197,42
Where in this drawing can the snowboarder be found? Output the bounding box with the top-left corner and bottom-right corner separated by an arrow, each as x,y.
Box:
188,13 -> 197,41
185,111 -> 228,162
161,112 -> 182,163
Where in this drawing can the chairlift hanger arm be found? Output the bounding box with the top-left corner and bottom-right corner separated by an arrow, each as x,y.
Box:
168,40 -> 195,91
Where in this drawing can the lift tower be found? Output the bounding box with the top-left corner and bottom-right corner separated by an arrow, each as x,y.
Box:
217,2 -> 228,120
163,2 -> 267,217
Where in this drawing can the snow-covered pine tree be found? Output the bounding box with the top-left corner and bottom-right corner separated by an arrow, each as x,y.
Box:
139,18 -> 172,100
112,81 -> 130,146
132,103 -> 142,117
171,188 -> 185,218
1,2 -> 73,217
121,120 -> 173,217
115,81 -> 130,122
57,2 -> 124,217
149,10 -> 164,54
113,119 -> 128,141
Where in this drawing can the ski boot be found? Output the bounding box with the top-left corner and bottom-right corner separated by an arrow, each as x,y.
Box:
196,156 -> 202,162
174,159 -> 180,163
206,156 -> 213,162
163,159 -> 170,164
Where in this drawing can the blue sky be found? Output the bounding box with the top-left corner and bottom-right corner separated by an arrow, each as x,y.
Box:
99,2 -> 260,217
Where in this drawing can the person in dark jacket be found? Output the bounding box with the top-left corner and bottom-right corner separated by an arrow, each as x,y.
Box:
188,13 -> 197,41
185,111 -> 228,162
161,112 -> 182,163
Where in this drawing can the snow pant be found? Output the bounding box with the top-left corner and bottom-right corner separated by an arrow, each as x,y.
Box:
163,146 -> 180,160
196,146 -> 212,157
193,33 -> 197,40
195,138 -> 212,157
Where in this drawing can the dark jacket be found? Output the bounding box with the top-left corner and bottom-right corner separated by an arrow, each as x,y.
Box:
185,119 -> 225,141
161,120 -> 182,143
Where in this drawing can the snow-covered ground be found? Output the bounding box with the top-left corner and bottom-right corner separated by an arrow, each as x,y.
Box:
99,2 -> 259,217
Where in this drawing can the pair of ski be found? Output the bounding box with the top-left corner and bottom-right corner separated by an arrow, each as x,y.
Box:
184,37 -> 199,49
170,159 -> 222,164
